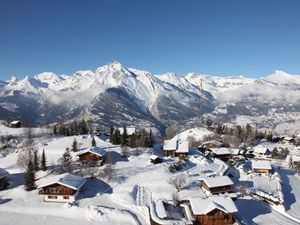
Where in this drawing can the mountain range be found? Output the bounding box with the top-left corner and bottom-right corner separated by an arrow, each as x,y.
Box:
1,62 -> 300,135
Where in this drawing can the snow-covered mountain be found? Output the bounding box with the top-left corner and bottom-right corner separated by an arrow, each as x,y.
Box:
1,63 -> 300,135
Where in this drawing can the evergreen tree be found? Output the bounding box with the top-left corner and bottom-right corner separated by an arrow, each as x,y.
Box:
148,129 -> 153,148
53,125 -> 57,135
112,128 -> 121,145
109,127 -> 115,143
121,126 -> 128,146
79,119 -> 88,134
61,148 -> 72,172
71,138 -> 78,152
91,136 -> 96,147
33,150 -> 39,171
24,160 -> 36,191
41,149 -> 47,171
129,133 -> 137,148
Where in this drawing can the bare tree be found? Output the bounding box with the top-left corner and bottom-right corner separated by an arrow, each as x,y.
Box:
172,192 -> 180,206
168,176 -> 186,192
17,128 -> 37,170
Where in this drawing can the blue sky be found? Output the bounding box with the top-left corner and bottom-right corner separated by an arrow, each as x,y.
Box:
1,0 -> 300,80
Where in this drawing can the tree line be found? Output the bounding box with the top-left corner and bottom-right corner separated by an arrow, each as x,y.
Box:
53,119 -> 89,136
109,126 -> 153,148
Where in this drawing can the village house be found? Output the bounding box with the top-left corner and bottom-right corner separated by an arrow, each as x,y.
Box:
252,146 -> 271,158
291,155 -> 300,167
252,160 -> 272,174
209,148 -> 240,161
202,140 -> 224,149
183,196 -> 238,225
76,146 -> 106,166
9,120 -> 22,128
149,155 -> 162,164
163,139 -> 189,158
38,173 -> 86,202
200,176 -> 234,195
0,168 -> 9,190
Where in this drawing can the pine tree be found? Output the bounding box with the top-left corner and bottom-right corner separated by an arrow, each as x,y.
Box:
129,133 -> 137,148
79,119 -> 88,134
53,125 -> 57,135
121,126 -> 128,146
112,128 -> 121,145
24,160 -> 36,191
61,148 -> 72,172
91,136 -> 96,147
72,138 -> 78,152
148,129 -> 153,148
41,149 -> 47,171
109,127 -> 115,143
33,150 -> 39,171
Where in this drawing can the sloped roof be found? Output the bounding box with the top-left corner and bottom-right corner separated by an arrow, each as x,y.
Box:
189,196 -> 237,215
77,146 -> 106,157
203,140 -> 223,147
253,146 -> 270,154
0,168 -> 9,179
149,155 -> 159,160
210,148 -> 240,155
38,173 -> 86,190
201,176 -> 233,188
155,200 -> 168,219
10,120 -> 22,125
163,139 -> 177,151
252,160 -> 272,170
176,140 -> 189,153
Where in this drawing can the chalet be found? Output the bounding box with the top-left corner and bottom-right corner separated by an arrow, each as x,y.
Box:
38,173 -> 86,202
291,155 -> 300,167
200,176 -> 234,195
76,146 -> 106,166
283,137 -> 295,145
183,196 -> 238,225
209,148 -> 240,161
163,139 -> 189,158
0,168 -> 9,190
252,146 -> 271,158
149,155 -> 162,164
9,120 -> 22,128
163,139 -> 177,157
202,140 -> 224,149
252,160 -> 272,174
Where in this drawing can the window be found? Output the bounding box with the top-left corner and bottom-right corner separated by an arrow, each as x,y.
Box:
48,195 -> 57,199
63,196 -> 69,200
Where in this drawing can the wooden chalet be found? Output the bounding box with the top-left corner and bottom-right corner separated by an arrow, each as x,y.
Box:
209,148 -> 240,161
252,146 -> 271,158
292,155 -> 300,167
149,155 -> 162,164
77,146 -> 106,166
202,140 -> 224,149
0,168 -> 9,190
38,173 -> 86,202
200,176 -> 233,195
9,120 -> 22,128
251,160 -> 272,174
163,139 -> 189,158
184,196 -> 238,225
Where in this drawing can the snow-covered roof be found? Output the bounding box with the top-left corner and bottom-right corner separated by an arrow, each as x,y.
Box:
155,200 -> 168,219
252,160 -> 272,170
210,148 -> 240,155
284,137 -> 294,141
188,196 -> 237,215
163,139 -> 177,151
149,155 -> 159,160
10,120 -> 22,125
203,140 -> 223,147
77,146 -> 106,157
292,155 -> 300,162
176,140 -> 189,153
38,173 -> 86,190
201,176 -> 233,188
118,127 -> 136,136
253,146 -> 270,154
0,168 -> 9,179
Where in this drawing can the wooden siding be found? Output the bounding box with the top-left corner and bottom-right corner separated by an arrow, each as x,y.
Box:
78,152 -> 102,161
194,209 -> 234,225
253,168 -> 270,174
39,183 -> 76,196
164,150 -> 176,157
201,181 -> 233,194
